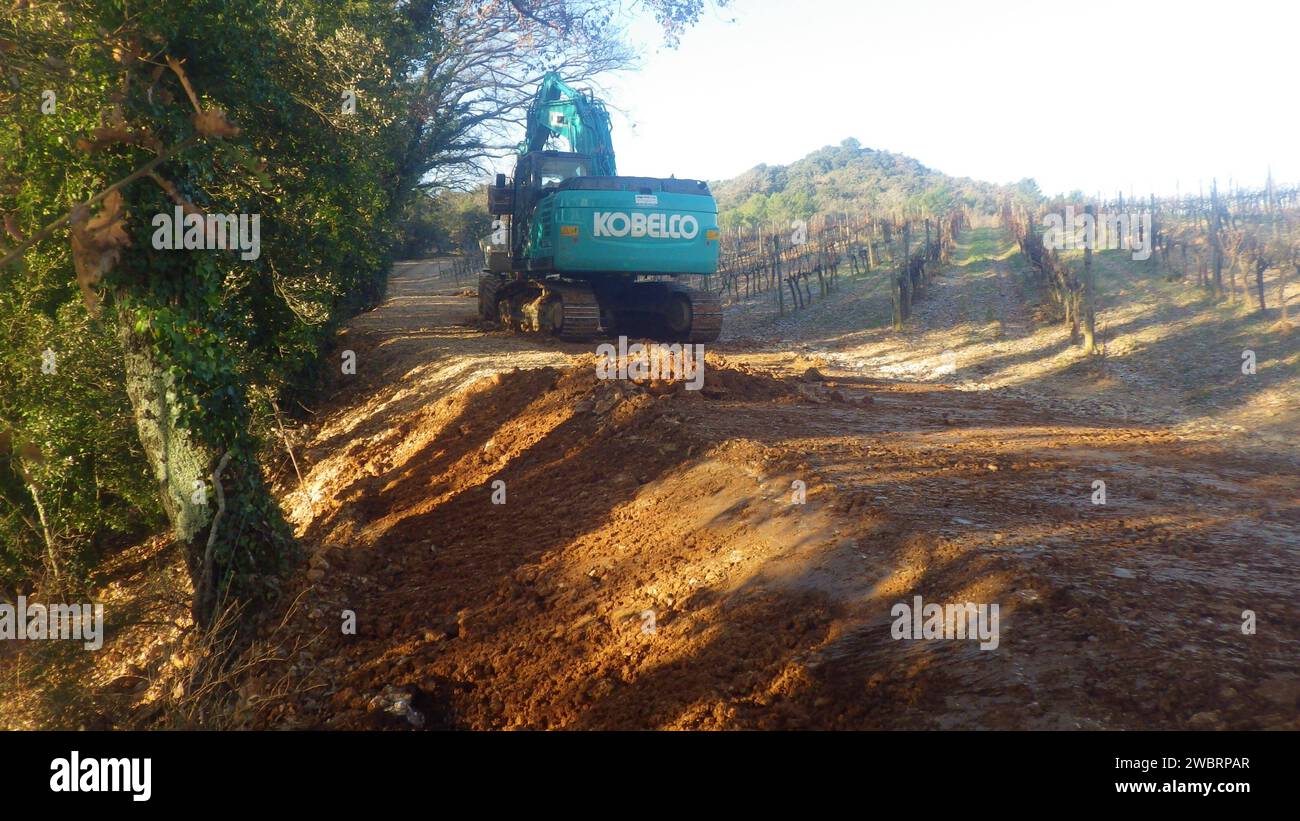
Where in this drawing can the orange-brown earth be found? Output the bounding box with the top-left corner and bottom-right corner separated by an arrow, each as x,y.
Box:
8,233 -> 1295,730
253,241 -> 1299,730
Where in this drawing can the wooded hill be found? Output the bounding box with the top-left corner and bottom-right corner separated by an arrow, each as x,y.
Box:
712,137 -> 1016,231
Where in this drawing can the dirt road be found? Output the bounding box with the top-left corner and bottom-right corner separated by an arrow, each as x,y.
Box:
266,234 -> 1300,730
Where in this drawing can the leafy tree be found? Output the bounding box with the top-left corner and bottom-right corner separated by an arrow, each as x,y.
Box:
0,0 -> 719,623
734,193 -> 770,229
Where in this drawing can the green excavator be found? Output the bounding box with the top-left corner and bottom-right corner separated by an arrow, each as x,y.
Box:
480,72 -> 722,342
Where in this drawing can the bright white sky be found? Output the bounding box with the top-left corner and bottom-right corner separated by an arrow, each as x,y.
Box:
568,0 -> 1299,197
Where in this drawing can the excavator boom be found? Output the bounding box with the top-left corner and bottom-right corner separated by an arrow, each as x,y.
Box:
519,72 -> 617,176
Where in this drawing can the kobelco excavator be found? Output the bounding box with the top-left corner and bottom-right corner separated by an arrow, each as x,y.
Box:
480,72 -> 722,342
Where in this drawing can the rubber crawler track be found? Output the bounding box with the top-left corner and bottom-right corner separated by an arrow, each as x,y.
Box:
680,287 -> 722,343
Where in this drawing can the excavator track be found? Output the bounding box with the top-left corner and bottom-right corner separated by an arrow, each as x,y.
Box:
654,283 -> 722,343
680,287 -> 722,343
596,281 -> 724,343
546,281 -> 601,341
484,276 -> 720,343
487,277 -> 599,341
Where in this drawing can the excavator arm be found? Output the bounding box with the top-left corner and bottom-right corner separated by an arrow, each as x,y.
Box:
519,71 -> 617,176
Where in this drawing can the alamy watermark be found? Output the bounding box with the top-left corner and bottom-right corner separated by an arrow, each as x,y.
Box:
890,595 -> 999,650
0,596 -> 104,650
151,206 -> 260,260
1041,205 -> 1152,261
595,335 -> 705,390
50,751 -> 151,802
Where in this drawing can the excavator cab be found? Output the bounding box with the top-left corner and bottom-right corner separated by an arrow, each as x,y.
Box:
535,153 -> 590,189
508,150 -> 591,259
510,151 -> 590,201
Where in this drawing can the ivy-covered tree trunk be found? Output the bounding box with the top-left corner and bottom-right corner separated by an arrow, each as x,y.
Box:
119,318 -> 226,625
119,312 -> 295,627
119,321 -> 214,550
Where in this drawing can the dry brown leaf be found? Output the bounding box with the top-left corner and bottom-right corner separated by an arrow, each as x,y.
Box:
75,124 -> 161,153
165,55 -> 202,113
76,106 -> 161,153
69,190 -> 131,314
76,126 -> 132,153
192,108 -> 240,139
164,55 -> 240,138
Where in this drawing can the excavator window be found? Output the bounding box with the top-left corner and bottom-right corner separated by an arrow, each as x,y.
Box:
537,157 -> 589,189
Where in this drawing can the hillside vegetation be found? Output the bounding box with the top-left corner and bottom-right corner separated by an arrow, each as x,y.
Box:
712,137 -> 1020,231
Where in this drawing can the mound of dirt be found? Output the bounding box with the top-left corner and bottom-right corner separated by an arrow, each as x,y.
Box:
696,354 -> 804,400
293,354 -> 808,551
191,251 -> 1300,731
246,354 -> 913,729
21,236 -> 1299,732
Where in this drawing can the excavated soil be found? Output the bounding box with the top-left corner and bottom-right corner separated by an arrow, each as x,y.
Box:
249,249 -> 1300,731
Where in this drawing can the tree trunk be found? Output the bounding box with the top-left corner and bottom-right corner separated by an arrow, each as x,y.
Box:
1282,263 -> 1292,323
1211,183 -> 1224,298
117,317 -> 292,626
1082,204 -> 1097,354
26,478 -> 59,582
1069,289 -> 1080,345
773,235 -> 783,316
899,222 -> 912,320
891,274 -> 903,330
119,320 -> 219,556
1256,258 -> 1267,313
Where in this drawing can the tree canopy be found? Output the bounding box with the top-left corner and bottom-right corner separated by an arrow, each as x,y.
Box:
0,0 -> 717,620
